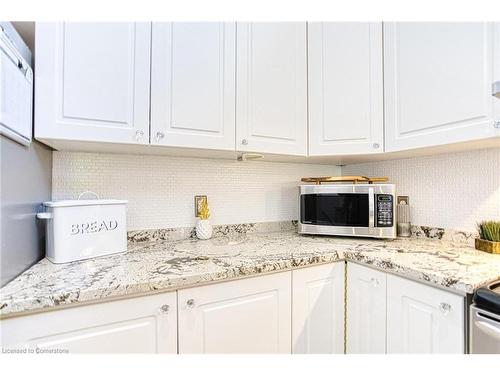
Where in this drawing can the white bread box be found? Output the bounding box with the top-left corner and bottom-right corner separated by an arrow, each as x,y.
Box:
37,195 -> 127,263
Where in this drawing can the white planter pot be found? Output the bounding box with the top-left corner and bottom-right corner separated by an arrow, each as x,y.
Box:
196,219 -> 213,240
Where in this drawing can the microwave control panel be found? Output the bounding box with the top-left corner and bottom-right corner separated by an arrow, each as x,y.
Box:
376,195 -> 393,227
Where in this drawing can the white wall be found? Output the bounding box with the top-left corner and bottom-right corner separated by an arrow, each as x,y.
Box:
342,148 -> 500,232
53,152 -> 339,230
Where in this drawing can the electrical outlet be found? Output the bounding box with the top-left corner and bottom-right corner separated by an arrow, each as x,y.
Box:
194,195 -> 208,217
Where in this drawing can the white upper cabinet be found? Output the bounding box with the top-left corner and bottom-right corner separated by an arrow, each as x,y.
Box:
292,263 -> 345,354
236,22 -> 307,156
35,23 -> 151,145
386,274 -> 465,354
150,23 -> 236,150
178,272 -> 292,354
308,23 -> 384,156
346,263 -> 387,354
384,22 -> 500,152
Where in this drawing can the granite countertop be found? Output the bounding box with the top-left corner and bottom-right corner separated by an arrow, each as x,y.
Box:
1,231 -> 500,318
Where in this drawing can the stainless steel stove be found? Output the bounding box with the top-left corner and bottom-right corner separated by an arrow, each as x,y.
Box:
470,280 -> 500,354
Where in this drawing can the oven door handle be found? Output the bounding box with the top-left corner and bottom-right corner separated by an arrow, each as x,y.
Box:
475,320 -> 500,340
368,187 -> 375,231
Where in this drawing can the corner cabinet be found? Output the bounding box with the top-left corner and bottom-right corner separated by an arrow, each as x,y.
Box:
384,22 -> 500,152
1,292 -> 177,353
178,272 -> 292,354
346,263 -> 386,354
386,274 -> 465,354
150,23 -> 236,150
236,22 -> 308,156
35,22 -> 151,145
308,23 -> 384,156
292,263 -> 345,354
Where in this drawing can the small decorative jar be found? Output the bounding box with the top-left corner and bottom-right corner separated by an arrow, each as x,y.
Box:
196,219 -> 213,240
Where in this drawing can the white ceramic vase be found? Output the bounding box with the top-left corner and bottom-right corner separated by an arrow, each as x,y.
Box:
196,219 -> 213,240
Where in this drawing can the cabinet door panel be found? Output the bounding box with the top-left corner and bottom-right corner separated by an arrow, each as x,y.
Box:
178,272 -> 291,353
236,22 -> 307,155
35,22 -> 151,145
1,292 -> 177,353
384,22 -> 500,152
386,274 -> 465,353
308,22 -> 384,155
346,262 -> 387,354
292,262 -> 344,354
151,22 -> 236,150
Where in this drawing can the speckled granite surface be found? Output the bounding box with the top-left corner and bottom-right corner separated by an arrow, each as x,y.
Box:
1,231 -> 500,318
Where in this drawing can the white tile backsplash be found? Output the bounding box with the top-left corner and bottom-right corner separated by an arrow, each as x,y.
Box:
53,152 -> 339,230
342,148 -> 500,232
52,148 -> 500,233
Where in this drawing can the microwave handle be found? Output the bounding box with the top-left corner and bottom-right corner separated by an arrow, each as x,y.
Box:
368,187 -> 375,230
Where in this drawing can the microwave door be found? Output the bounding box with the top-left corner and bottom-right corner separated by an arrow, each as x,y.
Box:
300,193 -> 369,227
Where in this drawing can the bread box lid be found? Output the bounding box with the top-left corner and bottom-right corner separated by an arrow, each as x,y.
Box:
43,199 -> 127,208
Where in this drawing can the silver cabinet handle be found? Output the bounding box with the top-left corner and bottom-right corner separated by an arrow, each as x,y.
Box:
370,277 -> 380,287
156,131 -> 165,142
439,302 -> 451,315
494,121 -> 500,129
241,139 -> 248,145
186,299 -> 195,309
372,143 -> 380,149
159,304 -> 170,313
135,130 -> 144,141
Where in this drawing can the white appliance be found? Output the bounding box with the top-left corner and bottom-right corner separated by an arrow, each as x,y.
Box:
0,22 -> 33,146
37,194 -> 128,263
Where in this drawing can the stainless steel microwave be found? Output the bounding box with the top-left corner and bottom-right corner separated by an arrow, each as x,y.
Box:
298,184 -> 396,239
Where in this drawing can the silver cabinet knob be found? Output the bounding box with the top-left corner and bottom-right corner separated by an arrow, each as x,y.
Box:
241,139 -> 248,145
186,299 -> 195,309
156,131 -> 165,142
370,277 -> 380,287
494,121 -> 500,129
135,130 -> 145,141
159,304 -> 170,313
372,143 -> 380,149
439,302 -> 451,315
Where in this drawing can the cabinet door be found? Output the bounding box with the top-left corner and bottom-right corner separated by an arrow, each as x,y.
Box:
151,23 -> 236,150
346,262 -> 387,354
178,272 -> 291,353
1,292 -> 177,353
384,22 -> 500,152
236,22 -> 307,156
34,22 -> 151,145
386,274 -> 465,354
292,262 -> 344,354
308,23 -> 384,156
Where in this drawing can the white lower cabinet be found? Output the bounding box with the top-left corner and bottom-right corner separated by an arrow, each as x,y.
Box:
177,272 -> 292,353
292,263 -> 345,354
1,263 -> 467,354
386,274 -> 465,354
346,263 -> 387,354
0,292 -> 177,353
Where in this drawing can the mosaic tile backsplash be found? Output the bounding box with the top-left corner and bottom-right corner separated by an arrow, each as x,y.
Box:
343,147 -> 500,232
52,148 -> 500,233
52,152 -> 339,230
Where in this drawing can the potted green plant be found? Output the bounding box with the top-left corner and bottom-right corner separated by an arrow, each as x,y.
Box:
475,221 -> 500,254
